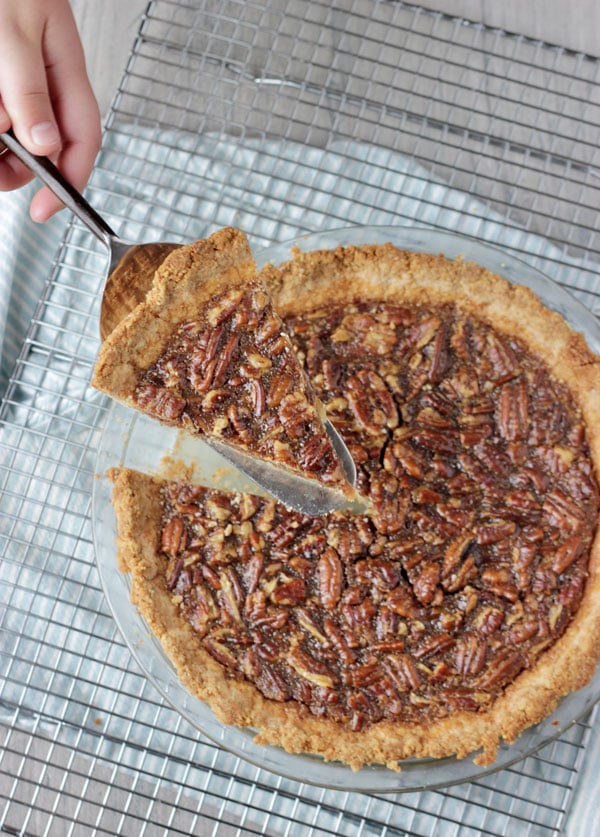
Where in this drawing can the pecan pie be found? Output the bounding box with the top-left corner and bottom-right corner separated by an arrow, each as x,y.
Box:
109,242 -> 600,770
92,227 -> 349,491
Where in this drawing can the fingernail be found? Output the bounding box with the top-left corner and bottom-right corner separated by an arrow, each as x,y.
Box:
30,121 -> 60,148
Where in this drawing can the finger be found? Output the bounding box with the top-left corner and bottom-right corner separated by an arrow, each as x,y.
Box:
0,96 -> 36,191
0,23 -> 62,158
28,7 -> 101,222
0,150 -> 34,192
29,131 -> 100,222
29,83 -> 101,222
0,96 -> 11,134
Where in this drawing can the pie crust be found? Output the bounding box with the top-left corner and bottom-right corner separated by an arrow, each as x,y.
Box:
109,242 -> 600,770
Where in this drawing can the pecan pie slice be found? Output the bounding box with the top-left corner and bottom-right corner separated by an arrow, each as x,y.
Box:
92,227 -> 349,492
109,243 -> 600,770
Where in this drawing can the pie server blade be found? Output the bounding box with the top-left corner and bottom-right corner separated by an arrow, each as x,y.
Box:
205,423 -> 367,516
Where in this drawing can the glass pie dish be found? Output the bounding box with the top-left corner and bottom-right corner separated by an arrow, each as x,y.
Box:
92,225 -> 600,792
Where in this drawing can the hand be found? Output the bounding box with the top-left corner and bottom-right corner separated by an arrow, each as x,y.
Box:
0,0 -> 101,221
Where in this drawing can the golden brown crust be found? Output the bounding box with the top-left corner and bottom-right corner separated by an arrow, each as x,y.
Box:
109,243 -> 600,770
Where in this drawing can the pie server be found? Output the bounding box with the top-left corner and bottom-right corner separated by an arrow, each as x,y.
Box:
1,130 -> 362,515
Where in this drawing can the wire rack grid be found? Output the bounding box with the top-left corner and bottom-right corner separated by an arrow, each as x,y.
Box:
1,0 -> 600,834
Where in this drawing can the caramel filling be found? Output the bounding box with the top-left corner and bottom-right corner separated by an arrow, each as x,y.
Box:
159,302 -> 598,729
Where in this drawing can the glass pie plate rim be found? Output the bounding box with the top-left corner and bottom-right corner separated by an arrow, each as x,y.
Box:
92,224 -> 600,793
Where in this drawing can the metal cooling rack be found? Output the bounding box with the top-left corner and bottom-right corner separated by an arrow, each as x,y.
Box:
2,1 -> 600,834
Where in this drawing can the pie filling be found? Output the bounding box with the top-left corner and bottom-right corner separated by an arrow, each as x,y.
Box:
132,284 -> 345,486
156,300 -> 598,731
